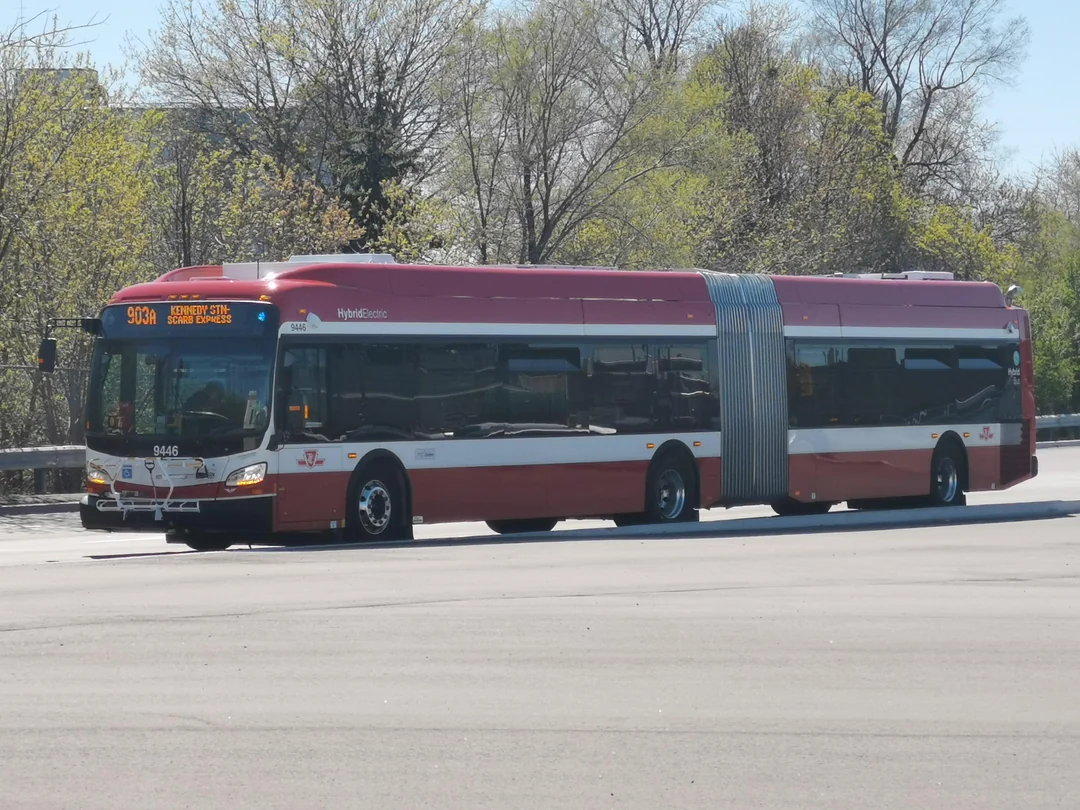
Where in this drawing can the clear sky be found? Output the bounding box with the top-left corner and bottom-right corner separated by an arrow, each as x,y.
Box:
14,0 -> 1078,178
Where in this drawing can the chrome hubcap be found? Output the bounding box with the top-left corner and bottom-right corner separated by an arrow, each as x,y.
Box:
358,480 -> 391,534
936,459 -> 958,503
657,469 -> 686,519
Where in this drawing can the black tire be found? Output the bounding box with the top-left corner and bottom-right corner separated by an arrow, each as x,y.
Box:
929,442 -> 967,506
644,451 -> 698,523
770,498 -> 832,517
183,536 -> 232,552
485,518 -> 558,535
346,461 -> 410,541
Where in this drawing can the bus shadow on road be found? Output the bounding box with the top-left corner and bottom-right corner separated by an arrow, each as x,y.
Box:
227,500 -> 1080,555
86,550 -> 205,560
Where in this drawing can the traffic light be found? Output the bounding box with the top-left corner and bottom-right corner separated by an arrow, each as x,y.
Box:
37,338 -> 57,373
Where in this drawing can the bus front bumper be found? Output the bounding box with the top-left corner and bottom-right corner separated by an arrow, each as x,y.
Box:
80,493 -> 274,535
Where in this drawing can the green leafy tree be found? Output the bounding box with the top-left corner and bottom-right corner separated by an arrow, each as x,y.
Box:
191,149 -> 361,262
1005,210 -> 1080,414
139,0 -> 479,252
0,62 -> 157,465
681,15 -> 910,275
909,204 -> 1023,281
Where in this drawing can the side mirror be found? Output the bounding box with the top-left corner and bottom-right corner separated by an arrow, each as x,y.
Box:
37,338 -> 57,373
1006,284 -> 1022,306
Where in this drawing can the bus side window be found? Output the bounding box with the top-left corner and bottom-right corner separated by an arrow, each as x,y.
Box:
954,344 -> 1010,422
280,346 -> 328,441
416,343 -> 499,437
845,346 -> 900,426
589,344 -> 655,434
789,345 -> 841,428
655,344 -> 710,430
502,344 -> 586,433
901,347 -> 954,423
327,344 -> 419,441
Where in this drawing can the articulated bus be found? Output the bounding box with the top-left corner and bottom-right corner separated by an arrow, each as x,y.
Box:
64,255 -> 1036,551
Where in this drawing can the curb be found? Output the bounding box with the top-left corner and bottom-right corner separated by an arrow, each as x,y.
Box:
447,499 -> 1080,546
245,498 -> 1080,554
621,499 -> 1080,539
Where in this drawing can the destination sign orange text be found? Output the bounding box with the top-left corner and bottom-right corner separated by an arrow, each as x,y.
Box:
127,304 -> 233,327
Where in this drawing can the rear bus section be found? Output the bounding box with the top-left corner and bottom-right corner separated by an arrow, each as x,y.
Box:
774,272 -> 1036,510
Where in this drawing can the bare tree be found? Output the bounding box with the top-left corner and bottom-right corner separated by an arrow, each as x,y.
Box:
136,0 -> 308,170
598,0 -> 724,72
137,0 -> 480,246
146,108 -> 220,272
809,0 -> 1029,199
448,0 -> 710,265
448,20 -> 520,264
1037,147 -> 1080,229
291,0 -> 481,238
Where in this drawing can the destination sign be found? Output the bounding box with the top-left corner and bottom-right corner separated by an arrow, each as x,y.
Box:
101,301 -> 278,338
127,303 -> 234,327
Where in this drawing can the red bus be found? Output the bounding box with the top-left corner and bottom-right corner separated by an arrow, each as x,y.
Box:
71,256 -> 1037,550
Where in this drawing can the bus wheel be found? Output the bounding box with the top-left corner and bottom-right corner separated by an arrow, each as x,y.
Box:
645,451 -> 698,523
486,519 -> 558,535
183,535 -> 232,552
347,461 -> 409,541
929,442 -> 967,507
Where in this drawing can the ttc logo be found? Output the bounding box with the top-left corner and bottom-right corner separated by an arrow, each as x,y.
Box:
297,450 -> 325,468
979,426 -> 994,441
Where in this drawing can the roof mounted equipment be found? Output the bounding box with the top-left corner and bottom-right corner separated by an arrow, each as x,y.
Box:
831,270 -> 954,280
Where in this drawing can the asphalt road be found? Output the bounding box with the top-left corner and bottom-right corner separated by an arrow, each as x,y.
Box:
1,448 -> 1078,808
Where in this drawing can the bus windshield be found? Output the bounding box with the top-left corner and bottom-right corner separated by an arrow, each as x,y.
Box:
87,337 -> 275,441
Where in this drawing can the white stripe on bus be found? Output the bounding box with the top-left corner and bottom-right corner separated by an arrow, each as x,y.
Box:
88,427 -> 1017,482
277,424 -> 1013,474
783,325 -> 1017,340
280,321 -> 718,338
281,432 -> 723,473
789,424 -> 1010,454
280,321 -> 1018,341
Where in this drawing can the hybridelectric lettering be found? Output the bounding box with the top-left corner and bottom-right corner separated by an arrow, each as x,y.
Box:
338,308 -> 389,320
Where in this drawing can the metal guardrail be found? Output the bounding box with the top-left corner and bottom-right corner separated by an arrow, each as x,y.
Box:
1032,413 -> 1080,429
0,445 -> 85,494
2,414 -> 1080,492
0,445 -> 86,470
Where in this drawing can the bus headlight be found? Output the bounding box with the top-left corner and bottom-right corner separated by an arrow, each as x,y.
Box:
225,462 -> 267,488
86,462 -> 112,485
